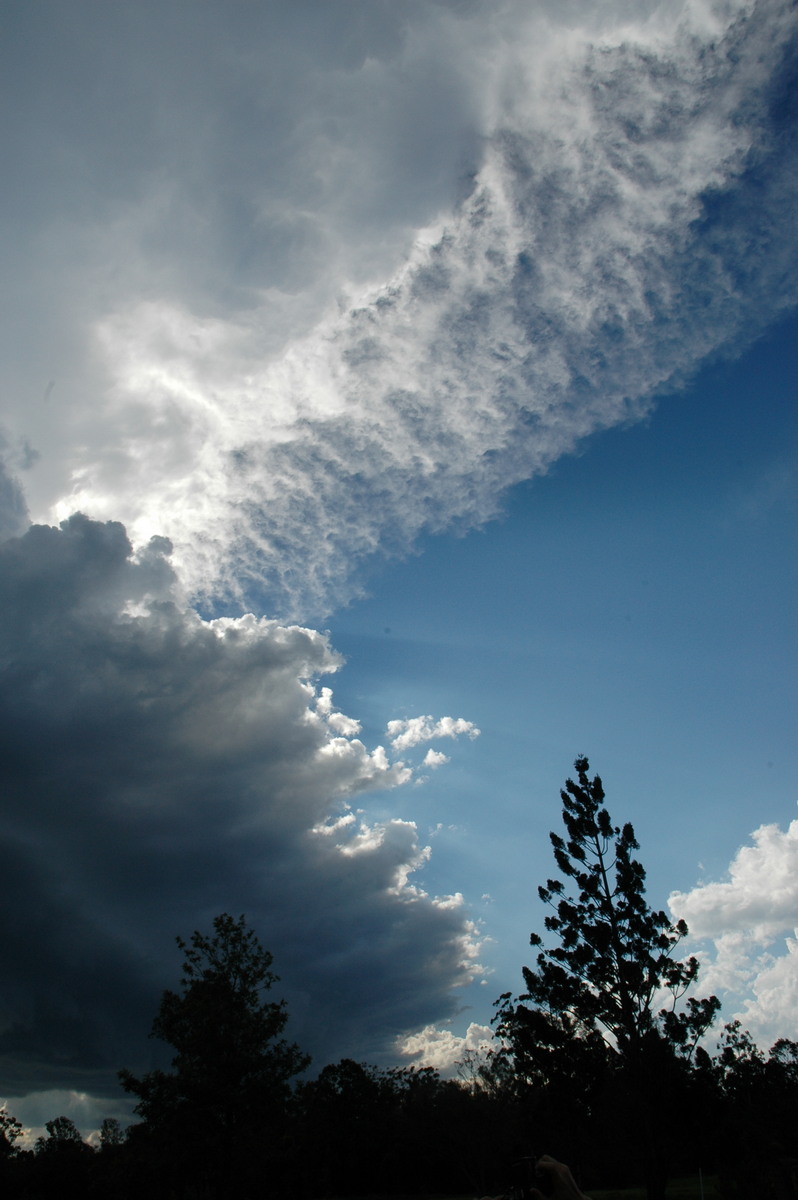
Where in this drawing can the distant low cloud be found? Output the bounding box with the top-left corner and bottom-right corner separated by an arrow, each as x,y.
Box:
396,1020 -> 494,1075
0,514 -> 481,1098
670,821 -> 798,1048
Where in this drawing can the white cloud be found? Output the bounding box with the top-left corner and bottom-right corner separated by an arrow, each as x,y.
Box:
670,819 -> 798,1047
735,937 -> 798,1044
423,749 -> 451,769
672,821 -> 798,939
315,687 -> 362,737
388,715 -> 481,752
5,1 -> 798,616
396,1021 -> 495,1075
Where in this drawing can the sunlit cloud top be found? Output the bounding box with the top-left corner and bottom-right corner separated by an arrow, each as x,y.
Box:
6,0 -> 793,617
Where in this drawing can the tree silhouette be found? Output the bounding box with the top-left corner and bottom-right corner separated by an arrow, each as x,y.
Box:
32,1115 -> 94,1199
0,1106 -> 24,1197
35,1115 -> 83,1148
0,1106 -> 23,1156
711,1023 -> 798,1199
495,757 -> 720,1200
120,913 -> 309,1199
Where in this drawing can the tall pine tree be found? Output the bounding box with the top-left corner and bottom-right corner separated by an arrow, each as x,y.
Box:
494,757 -> 719,1200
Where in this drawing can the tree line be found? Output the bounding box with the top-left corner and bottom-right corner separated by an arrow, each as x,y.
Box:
2,758 -> 797,1200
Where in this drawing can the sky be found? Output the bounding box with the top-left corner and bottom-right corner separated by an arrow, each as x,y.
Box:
1,0 -> 797,1138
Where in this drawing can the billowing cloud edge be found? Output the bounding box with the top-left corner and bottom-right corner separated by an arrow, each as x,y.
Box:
0,501 -> 484,1116
670,818 -> 798,1048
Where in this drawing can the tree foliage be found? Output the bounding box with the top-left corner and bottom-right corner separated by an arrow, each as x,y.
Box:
0,1106 -> 23,1155
1,880 -> 798,1199
120,913 -> 309,1197
525,755 -> 718,1053
493,757 -> 721,1200
34,1115 -> 85,1152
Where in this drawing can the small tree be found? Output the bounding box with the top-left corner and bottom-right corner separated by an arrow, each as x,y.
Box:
0,1106 -> 23,1156
120,913 -> 310,1198
495,757 -> 720,1200
32,1114 -> 94,1198
0,1106 -> 24,1199
35,1115 -> 85,1152
99,1116 -> 124,1149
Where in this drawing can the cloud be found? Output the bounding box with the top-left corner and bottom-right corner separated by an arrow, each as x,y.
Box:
7,0 -> 793,616
423,749 -> 451,769
3,0 -> 798,1126
670,820 -> 798,1048
0,1088 -> 129,1151
0,0 -> 483,551
388,715 -> 481,753
396,1021 -> 494,1075
0,514 -> 482,1099
0,444 -> 30,541
671,822 -> 798,941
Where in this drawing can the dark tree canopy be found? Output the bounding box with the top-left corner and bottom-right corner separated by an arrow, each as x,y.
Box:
120,913 -> 310,1197
0,1107 -> 23,1156
35,1116 -> 85,1152
2,855 -> 798,1200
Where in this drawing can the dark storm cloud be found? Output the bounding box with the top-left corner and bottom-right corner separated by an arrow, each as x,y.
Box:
0,515 -> 480,1097
0,448 -> 29,540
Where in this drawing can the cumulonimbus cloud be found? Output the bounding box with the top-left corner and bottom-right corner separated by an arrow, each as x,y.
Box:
41,0 -> 798,617
0,510 -> 482,1096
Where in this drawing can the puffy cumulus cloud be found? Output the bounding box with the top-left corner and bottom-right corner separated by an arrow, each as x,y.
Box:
423,749 -> 451,769
671,822 -> 798,941
0,514 -> 482,1101
735,940 -> 798,1046
9,0 -> 793,615
388,715 -> 481,753
670,820 -> 798,1048
396,1021 -> 494,1075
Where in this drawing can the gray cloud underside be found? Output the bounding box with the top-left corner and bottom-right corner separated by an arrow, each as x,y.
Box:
46,0 -> 798,616
0,509 -> 479,1096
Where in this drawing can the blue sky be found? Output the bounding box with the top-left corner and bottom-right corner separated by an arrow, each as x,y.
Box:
328,307 -> 798,1056
1,0 -> 797,1137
